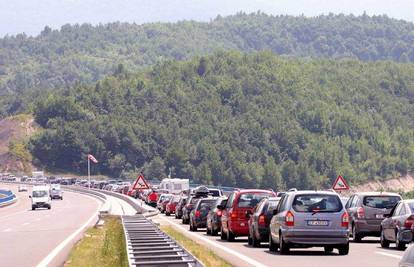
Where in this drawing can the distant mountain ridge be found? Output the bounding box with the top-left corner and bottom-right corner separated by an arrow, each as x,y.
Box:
2,13 -> 414,117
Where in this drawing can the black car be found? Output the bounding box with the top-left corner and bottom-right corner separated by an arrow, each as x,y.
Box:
207,197 -> 228,235
189,198 -> 218,231
175,196 -> 188,219
182,186 -> 210,224
247,196 -> 280,247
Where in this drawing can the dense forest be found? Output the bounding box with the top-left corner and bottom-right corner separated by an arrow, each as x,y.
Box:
29,52 -> 414,189
3,13 -> 414,116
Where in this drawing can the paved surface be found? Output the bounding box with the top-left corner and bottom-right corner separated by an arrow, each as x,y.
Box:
104,194 -> 136,215
154,212 -> 404,267
0,184 -> 101,267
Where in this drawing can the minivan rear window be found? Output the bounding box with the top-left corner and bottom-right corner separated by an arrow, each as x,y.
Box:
209,190 -> 221,197
363,196 -> 401,209
293,194 -> 342,213
237,193 -> 273,208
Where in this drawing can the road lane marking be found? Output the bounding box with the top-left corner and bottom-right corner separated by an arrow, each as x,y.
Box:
22,222 -> 30,226
2,228 -> 12,232
36,197 -> 101,267
158,216 -> 268,267
376,251 -> 402,259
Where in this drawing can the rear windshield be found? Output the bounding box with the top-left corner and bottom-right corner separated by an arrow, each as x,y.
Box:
363,196 -> 401,209
293,194 -> 342,213
197,199 -> 217,210
266,200 -> 280,213
237,193 -> 274,208
209,190 -> 221,197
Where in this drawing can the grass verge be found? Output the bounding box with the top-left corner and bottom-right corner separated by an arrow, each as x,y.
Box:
161,225 -> 232,267
65,216 -> 128,267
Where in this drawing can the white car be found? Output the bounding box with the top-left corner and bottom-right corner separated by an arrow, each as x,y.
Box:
18,185 -> 28,192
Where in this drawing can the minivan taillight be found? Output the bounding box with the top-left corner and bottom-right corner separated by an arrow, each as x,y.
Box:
195,210 -> 201,218
285,211 -> 294,226
342,212 -> 349,228
258,215 -> 266,226
357,207 -> 365,219
405,215 -> 414,228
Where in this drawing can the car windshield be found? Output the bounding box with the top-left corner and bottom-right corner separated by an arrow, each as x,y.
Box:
293,194 -> 342,213
363,196 -> 401,209
266,199 -> 280,213
33,191 -> 48,198
237,193 -> 273,208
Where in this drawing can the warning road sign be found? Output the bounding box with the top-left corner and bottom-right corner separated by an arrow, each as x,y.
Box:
132,174 -> 150,190
332,175 -> 349,191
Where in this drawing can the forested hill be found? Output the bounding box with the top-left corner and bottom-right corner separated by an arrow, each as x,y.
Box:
30,52 -> 414,189
2,12 -> 414,112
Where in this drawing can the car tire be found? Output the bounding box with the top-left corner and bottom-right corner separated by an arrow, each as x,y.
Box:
47,205 -> 51,210
279,234 -> 289,255
206,226 -> 211,235
252,232 -> 261,247
32,206 -> 36,211
396,231 -> 406,250
380,229 -> 390,248
221,229 -> 226,240
338,243 -> 349,255
212,227 -> 219,236
324,246 -> 334,254
248,235 -> 253,246
352,224 -> 362,242
269,233 -> 278,252
166,212 -> 170,216
227,229 -> 235,242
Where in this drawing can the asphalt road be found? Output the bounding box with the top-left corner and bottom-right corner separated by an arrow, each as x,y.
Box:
154,212 -> 405,267
0,184 -> 101,267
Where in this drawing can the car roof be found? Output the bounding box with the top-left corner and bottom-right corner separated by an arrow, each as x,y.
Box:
353,192 -> 401,197
268,197 -> 281,201
236,189 -> 275,194
287,190 -> 340,196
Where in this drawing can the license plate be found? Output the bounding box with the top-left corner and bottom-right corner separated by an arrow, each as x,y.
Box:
376,214 -> 384,219
307,220 -> 329,226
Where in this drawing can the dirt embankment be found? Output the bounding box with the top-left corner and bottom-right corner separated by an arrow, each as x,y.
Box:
347,173 -> 414,195
0,115 -> 37,173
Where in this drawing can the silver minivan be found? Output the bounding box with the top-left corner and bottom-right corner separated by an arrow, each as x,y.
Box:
269,190 -> 349,255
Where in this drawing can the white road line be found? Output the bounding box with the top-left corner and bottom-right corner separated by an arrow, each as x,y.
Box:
22,222 -> 30,226
159,216 -> 268,267
36,197 -> 101,267
2,228 -> 12,232
376,251 -> 402,259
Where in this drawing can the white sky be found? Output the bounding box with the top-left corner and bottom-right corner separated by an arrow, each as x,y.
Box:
1,0 -> 413,36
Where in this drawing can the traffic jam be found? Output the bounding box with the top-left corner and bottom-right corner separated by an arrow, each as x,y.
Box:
129,174 -> 414,261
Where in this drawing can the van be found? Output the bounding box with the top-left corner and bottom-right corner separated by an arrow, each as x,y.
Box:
30,185 -> 51,210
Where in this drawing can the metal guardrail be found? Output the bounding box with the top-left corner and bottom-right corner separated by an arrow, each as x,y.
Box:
122,214 -> 203,267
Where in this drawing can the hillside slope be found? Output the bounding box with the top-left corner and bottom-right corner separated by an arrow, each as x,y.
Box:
3,13 -> 414,116
0,115 -> 37,173
29,51 -> 414,189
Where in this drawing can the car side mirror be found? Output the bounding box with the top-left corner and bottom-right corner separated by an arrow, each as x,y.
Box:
245,210 -> 252,218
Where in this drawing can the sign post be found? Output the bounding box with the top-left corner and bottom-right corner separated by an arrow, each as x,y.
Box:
332,175 -> 350,193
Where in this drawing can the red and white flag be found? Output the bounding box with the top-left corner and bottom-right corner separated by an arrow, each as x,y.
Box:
87,154 -> 98,163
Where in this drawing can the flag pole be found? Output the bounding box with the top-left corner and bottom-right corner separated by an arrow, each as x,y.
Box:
88,157 -> 91,190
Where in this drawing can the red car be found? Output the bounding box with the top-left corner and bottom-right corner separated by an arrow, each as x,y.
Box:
165,195 -> 181,216
219,189 -> 276,241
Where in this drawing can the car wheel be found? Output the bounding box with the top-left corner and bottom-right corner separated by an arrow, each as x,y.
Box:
212,227 -> 218,236
166,212 -> 170,216
193,225 -> 198,231
252,232 -> 261,247
227,229 -> 235,242
220,229 -> 226,240
279,233 -> 289,254
269,232 -> 278,252
396,231 -> 406,250
32,206 -> 36,211
47,206 -> 51,210
352,224 -> 362,242
206,226 -> 211,235
380,229 -> 390,248
338,243 -> 349,255
324,246 -> 334,254
248,235 -> 253,246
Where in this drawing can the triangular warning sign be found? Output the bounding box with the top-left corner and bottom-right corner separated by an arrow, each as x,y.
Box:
132,174 -> 150,190
332,175 -> 349,191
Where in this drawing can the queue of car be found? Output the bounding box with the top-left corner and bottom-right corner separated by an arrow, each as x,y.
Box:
153,185 -> 414,259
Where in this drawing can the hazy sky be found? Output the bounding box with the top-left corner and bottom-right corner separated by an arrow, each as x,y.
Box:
1,0 -> 414,36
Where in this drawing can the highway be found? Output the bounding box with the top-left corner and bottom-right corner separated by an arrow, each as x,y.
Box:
0,184 -> 101,267
154,212 -> 404,267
